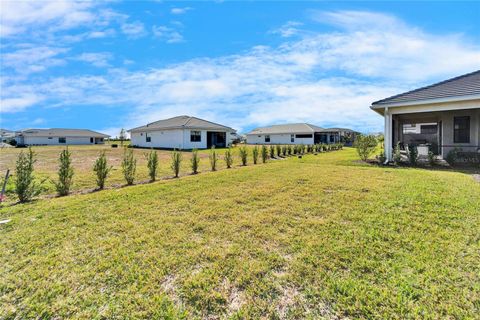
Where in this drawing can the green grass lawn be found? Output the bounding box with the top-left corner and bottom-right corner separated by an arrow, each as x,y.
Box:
1,148 -> 479,319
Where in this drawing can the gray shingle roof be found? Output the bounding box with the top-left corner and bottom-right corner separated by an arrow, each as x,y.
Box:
372,70 -> 480,106
19,128 -> 110,138
246,123 -> 324,135
129,115 -> 235,132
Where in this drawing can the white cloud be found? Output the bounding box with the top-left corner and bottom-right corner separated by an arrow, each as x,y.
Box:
121,21 -> 147,38
171,7 -> 193,15
271,21 -> 303,38
0,94 -> 43,113
74,52 -> 112,67
1,46 -> 69,74
152,25 -> 184,43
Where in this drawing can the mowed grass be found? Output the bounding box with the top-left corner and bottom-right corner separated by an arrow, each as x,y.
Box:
1,148 -> 479,319
0,145 -> 247,199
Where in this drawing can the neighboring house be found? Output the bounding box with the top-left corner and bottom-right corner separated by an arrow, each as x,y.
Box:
246,123 -> 358,145
15,129 -> 110,146
371,70 -> 480,161
129,115 -> 236,149
0,129 -> 15,142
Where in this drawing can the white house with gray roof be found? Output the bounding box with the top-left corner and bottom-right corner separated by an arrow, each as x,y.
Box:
246,123 -> 358,145
129,115 -> 236,149
371,70 -> 480,161
15,129 -> 110,146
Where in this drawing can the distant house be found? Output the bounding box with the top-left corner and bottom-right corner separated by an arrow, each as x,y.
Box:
246,123 -> 358,145
15,129 -> 110,146
129,115 -> 236,149
371,70 -> 480,161
0,129 -> 15,142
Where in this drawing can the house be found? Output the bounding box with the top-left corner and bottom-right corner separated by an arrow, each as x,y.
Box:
15,128 -> 110,146
0,129 -> 15,142
371,70 -> 480,161
129,115 -> 236,149
245,123 -> 358,145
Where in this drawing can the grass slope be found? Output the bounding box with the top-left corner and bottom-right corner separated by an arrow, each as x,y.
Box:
1,149 -> 479,319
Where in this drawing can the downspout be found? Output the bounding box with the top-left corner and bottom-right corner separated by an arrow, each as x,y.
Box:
384,106 -> 390,165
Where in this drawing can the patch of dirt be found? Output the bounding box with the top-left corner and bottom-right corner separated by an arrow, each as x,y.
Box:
221,278 -> 245,316
160,274 -> 182,307
473,174 -> 480,183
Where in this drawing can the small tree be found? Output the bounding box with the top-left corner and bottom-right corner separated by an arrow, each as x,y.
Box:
15,147 -> 40,202
269,145 -> 275,158
393,142 -> 402,165
276,145 -> 282,158
261,145 -> 268,163
252,146 -> 259,164
93,151 -> 111,189
191,149 -> 200,174
55,148 -> 74,196
122,148 -> 136,185
209,146 -> 218,171
119,128 -> 127,146
281,145 -> 287,157
224,148 -> 234,168
428,151 -> 435,166
171,149 -> 182,178
239,146 -> 248,166
147,150 -> 159,181
408,145 -> 418,166
354,135 -> 377,162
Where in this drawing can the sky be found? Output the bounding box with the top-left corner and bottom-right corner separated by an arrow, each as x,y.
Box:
1,1 -> 479,136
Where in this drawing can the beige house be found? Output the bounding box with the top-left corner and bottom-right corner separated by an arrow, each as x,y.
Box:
371,70 -> 480,161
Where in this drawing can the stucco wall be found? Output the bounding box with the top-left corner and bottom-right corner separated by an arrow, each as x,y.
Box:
23,136 -> 96,145
246,133 -> 314,145
132,129 -> 234,149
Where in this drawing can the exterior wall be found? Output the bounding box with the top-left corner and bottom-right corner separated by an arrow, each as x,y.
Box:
131,129 -> 184,149
131,129 -> 234,149
22,136 -> 100,145
440,108 -> 480,156
246,133 -> 314,145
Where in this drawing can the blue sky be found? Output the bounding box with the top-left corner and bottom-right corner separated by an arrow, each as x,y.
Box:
1,1 -> 479,136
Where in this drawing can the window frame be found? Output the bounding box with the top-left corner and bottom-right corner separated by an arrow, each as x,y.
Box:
290,134 -> 294,143
295,134 -> 313,139
190,130 -> 201,142
146,133 -> 151,143
265,135 -> 270,143
58,137 -> 66,144
453,116 -> 470,143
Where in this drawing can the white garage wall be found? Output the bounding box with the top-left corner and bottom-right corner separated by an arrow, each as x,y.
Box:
131,129 -> 184,149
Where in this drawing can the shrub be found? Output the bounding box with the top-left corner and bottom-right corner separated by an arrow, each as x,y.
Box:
171,149 -> 182,178
224,148 -> 234,168
269,145 -> 275,158
239,146 -> 248,166
276,145 -> 282,157
55,148 -> 74,196
122,148 -> 137,185
209,146 -> 218,171
190,149 -> 200,174
261,145 -> 268,163
287,145 -> 292,155
282,145 -> 287,157
147,150 -> 159,181
252,146 -> 259,164
393,142 -> 402,165
428,151 -> 436,166
377,149 -> 387,164
93,151 -> 111,189
354,135 -> 377,161
445,148 -> 458,166
15,147 -> 41,202
408,145 -> 418,166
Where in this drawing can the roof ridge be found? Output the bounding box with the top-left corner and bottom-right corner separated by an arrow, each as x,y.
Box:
188,116 -> 234,130
372,69 -> 480,105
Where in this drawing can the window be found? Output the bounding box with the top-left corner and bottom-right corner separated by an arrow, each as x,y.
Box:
58,137 -> 66,143
90,137 -> 94,143
48,137 -> 53,140
190,130 -> 201,142
295,134 -> 313,139
420,124 -> 438,134
454,116 -> 470,143
146,133 -> 151,143
291,134 -> 294,143
265,135 -> 270,142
